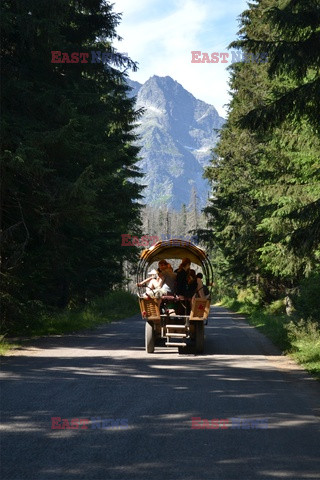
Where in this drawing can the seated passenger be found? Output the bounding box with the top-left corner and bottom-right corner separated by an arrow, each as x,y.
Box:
186,269 -> 198,298
194,273 -> 210,299
158,259 -> 176,295
175,257 -> 191,299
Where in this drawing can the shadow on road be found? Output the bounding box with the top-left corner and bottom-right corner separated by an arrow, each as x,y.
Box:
6,306 -> 282,357
2,307 -> 320,480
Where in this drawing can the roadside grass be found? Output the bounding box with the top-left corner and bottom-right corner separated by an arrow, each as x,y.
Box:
286,319 -> 320,379
1,290 -> 140,355
0,335 -> 19,356
221,296 -> 320,380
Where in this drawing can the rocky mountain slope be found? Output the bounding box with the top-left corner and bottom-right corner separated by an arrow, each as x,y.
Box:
128,76 -> 225,209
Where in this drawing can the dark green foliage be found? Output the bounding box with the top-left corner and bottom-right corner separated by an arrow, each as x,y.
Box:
4,290 -> 140,338
1,1 -> 143,330
204,0 -> 320,317
294,273 -> 320,322
231,0 -> 320,130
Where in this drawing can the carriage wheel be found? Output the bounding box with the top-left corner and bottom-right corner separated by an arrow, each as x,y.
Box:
195,322 -> 204,354
145,321 -> 155,353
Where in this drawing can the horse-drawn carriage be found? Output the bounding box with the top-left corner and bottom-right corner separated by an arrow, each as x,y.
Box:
136,239 -> 213,354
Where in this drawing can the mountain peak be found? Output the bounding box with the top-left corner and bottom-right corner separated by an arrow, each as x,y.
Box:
149,75 -> 177,84
128,76 -> 225,209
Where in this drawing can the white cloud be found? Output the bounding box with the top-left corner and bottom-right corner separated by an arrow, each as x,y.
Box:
112,0 -> 159,17
114,0 -> 208,56
112,0 -> 247,117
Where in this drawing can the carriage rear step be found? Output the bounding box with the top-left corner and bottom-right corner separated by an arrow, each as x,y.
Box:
166,324 -> 186,328
166,333 -> 187,337
165,324 -> 188,347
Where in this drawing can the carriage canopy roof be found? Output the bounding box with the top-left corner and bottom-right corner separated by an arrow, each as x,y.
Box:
137,239 -> 213,287
140,240 -> 207,266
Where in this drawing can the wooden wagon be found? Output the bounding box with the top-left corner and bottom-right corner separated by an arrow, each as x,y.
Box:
136,239 -> 213,354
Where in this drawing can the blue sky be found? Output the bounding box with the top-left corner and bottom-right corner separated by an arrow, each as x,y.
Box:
112,0 -> 249,117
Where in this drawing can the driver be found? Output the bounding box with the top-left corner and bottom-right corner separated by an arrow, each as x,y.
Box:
137,269 -> 162,297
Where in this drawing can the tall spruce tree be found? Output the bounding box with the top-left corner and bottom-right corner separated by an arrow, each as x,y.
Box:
205,0 -> 320,301
1,0 -> 143,326
232,0 -> 320,260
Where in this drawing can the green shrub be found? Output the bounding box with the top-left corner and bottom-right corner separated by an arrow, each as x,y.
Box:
89,290 -> 138,316
286,318 -> 320,344
237,286 -> 263,306
0,335 -> 19,355
294,273 -> 320,322
228,286 -> 264,314
286,319 -> 320,378
266,299 -> 286,315
221,295 -> 320,378
2,290 -> 140,339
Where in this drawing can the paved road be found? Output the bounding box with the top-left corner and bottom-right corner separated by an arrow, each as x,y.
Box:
1,306 -> 320,480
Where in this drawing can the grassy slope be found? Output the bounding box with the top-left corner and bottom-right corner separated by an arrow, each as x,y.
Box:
221,297 -> 320,381
1,290 -> 140,355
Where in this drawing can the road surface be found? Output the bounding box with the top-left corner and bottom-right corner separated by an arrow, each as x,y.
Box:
1,306 -> 320,480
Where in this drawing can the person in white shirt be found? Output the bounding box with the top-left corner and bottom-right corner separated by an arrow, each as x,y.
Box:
137,269 -> 162,294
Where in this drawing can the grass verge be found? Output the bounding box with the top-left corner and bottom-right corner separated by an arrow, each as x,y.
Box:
221,296 -> 320,381
1,290 -> 140,355
0,336 -> 19,356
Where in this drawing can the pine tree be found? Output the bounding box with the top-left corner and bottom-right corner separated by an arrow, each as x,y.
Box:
205,0 -> 320,301
232,0 -> 320,131
231,0 -> 320,264
1,0 -> 143,326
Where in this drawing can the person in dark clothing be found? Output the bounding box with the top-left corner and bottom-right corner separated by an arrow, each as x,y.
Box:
176,257 -> 191,298
195,272 -> 210,298
186,269 -> 197,298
